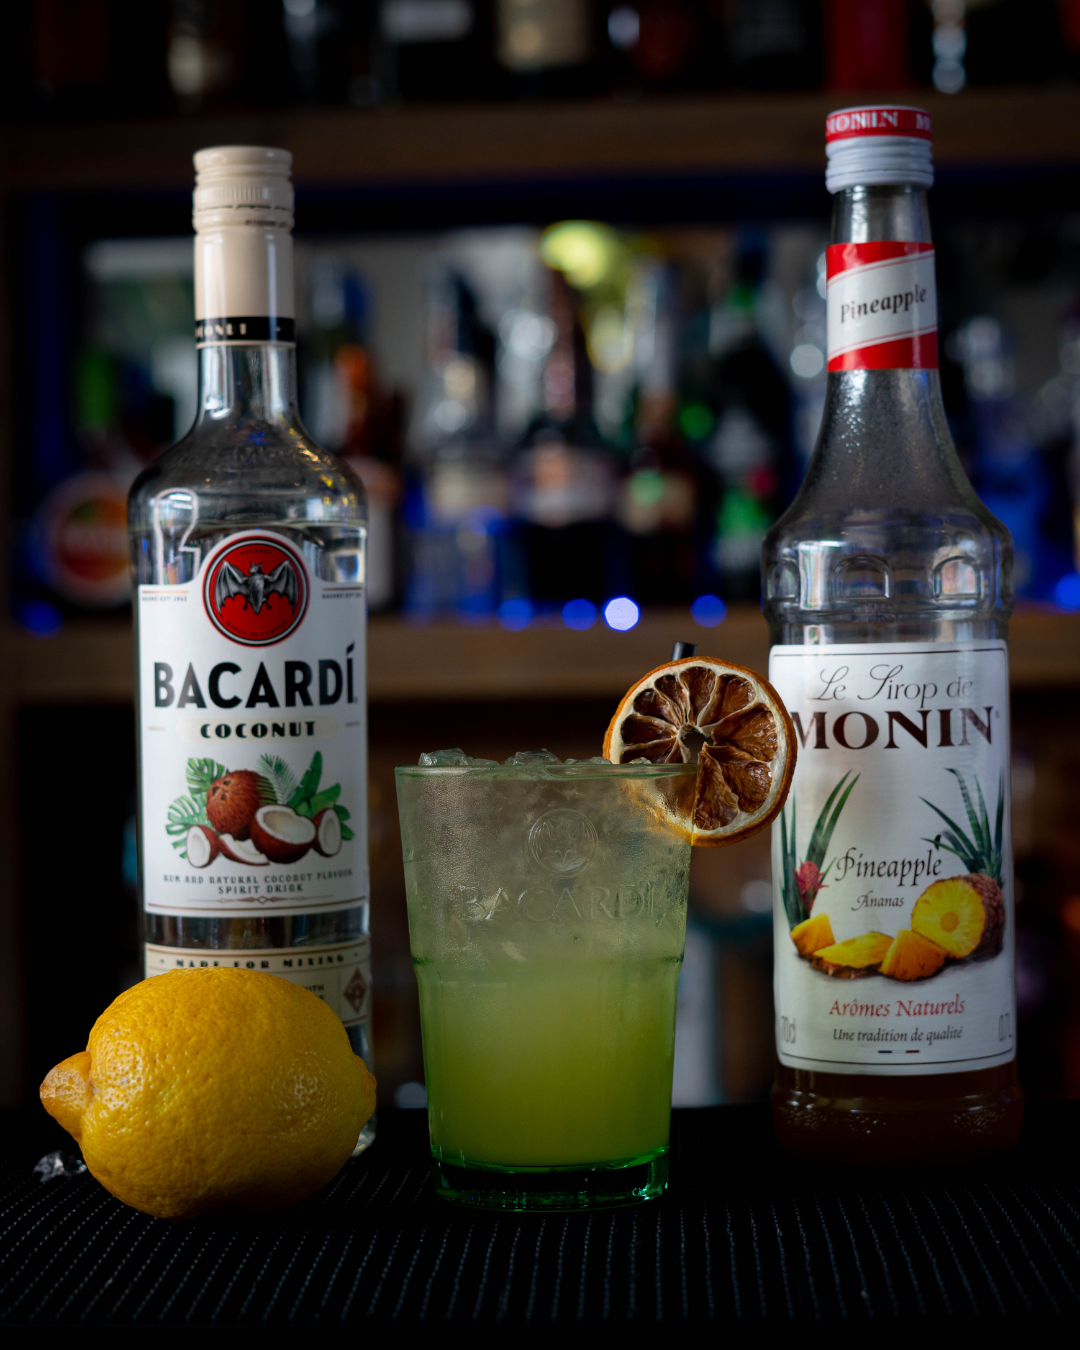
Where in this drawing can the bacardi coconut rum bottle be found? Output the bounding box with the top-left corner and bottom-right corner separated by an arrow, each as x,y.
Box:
129,147 -> 374,1148
764,108 -> 1022,1163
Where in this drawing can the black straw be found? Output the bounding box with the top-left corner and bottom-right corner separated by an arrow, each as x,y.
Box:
671,641 -> 697,659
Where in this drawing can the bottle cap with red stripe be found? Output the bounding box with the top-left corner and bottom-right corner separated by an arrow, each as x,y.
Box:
825,106 -> 933,194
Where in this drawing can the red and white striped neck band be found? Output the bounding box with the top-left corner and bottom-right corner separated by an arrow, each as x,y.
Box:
825,106 -> 934,193
826,242 -> 938,371
825,107 -> 933,143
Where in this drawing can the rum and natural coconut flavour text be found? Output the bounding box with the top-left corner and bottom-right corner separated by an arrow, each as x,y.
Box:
128,147 -> 374,1138
764,107 -> 1021,1162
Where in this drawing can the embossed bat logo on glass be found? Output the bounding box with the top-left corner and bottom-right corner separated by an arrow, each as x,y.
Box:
527,808 -> 598,875
214,559 -> 299,615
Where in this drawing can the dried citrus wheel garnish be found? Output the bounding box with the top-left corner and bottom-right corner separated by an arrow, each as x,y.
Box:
603,656 -> 796,847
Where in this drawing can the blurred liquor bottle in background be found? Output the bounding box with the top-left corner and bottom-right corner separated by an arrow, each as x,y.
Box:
303,262 -> 403,610
14,236 -> 196,630
405,268 -> 510,619
604,0 -> 718,95
725,0 -> 823,89
381,0 -> 499,99
964,0 -> 1068,88
171,0 -> 386,109
824,0 -> 908,90
511,267 -> 617,610
615,259 -> 705,605
706,233 -> 792,601
495,0 -> 597,96
950,315 -> 1071,600
167,0 -> 253,108
20,0 -> 171,122
1063,0 -> 1080,82
280,0 -> 372,104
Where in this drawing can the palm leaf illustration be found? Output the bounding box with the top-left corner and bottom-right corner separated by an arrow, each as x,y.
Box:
780,771 -> 859,927
921,769 -> 1004,884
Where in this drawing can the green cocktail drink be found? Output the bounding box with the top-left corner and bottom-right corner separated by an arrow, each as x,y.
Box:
396,754 -> 694,1211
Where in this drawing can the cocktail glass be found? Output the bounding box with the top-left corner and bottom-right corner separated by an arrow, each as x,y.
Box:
395,757 -> 695,1211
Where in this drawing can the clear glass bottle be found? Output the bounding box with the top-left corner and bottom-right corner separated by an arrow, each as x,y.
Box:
764,108 -> 1022,1164
128,147 -> 374,1149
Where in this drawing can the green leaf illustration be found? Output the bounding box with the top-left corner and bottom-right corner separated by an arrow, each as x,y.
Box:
186,759 -> 227,796
166,794 -> 209,855
805,771 -> 859,869
257,753 -> 299,806
779,799 -> 803,928
307,784 -> 341,815
287,751 -> 323,810
922,769 -> 1005,884
779,771 -> 860,929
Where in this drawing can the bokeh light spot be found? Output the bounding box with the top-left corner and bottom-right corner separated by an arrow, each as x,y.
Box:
603,597 -> 640,631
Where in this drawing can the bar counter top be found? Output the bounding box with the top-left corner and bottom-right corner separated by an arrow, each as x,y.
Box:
2,1103 -> 1078,1327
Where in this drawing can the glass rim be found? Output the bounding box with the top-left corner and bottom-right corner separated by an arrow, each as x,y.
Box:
395,760 -> 697,780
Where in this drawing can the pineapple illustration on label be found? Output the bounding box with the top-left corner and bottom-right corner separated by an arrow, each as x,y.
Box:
769,641 -> 1015,1076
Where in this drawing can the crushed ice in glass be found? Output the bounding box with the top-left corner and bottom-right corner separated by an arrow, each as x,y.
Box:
414,749 -> 665,774
418,749 -> 498,767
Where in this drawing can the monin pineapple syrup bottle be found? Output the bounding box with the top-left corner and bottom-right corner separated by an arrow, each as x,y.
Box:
129,148 -> 374,1146
764,109 -> 1022,1163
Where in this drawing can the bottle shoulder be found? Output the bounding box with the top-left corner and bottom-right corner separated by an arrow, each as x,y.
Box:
129,421 -> 367,523
763,373 -> 1013,630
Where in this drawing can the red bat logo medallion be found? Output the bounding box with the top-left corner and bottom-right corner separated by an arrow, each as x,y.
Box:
204,537 -> 309,645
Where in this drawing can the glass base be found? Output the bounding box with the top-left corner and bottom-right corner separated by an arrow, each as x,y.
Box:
430,1148 -> 668,1212
351,1111 -> 377,1158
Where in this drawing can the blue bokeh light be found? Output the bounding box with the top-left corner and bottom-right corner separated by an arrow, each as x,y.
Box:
562,598 -> 597,630
18,600 -> 63,637
497,598 -> 534,630
1055,573 -> 1080,611
603,597 -> 640,631
691,594 -> 727,627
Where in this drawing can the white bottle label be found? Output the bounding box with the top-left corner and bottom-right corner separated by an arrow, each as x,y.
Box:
145,938 -> 372,1028
826,243 -> 938,371
138,530 -> 368,918
769,641 -> 1016,1076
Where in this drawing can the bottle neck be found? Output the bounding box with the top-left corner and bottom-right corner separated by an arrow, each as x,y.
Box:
192,219 -> 299,430
195,343 -> 300,428
811,180 -> 959,501
832,182 -> 931,246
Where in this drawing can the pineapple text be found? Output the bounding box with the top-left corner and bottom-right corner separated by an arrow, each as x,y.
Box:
836,848 -> 943,888
839,285 -> 928,326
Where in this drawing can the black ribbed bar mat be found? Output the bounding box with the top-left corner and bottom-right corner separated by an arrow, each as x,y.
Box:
2,1105 -> 1079,1326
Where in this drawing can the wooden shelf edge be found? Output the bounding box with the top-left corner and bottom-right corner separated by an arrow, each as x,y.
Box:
5,605 -> 1080,706
4,88 -> 1080,195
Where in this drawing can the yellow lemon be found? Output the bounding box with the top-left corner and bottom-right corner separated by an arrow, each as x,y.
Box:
40,967 -> 376,1220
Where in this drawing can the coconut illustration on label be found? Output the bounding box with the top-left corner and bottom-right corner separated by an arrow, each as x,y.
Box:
781,768 -> 1005,983
167,751 -> 353,870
